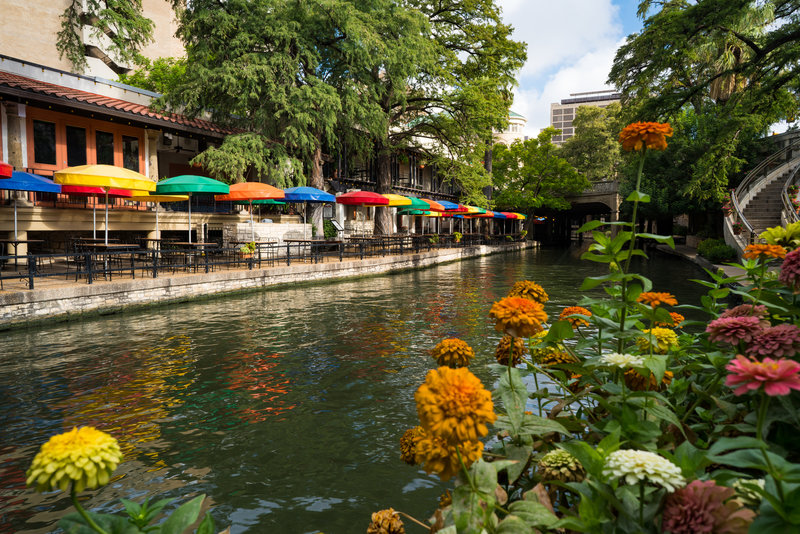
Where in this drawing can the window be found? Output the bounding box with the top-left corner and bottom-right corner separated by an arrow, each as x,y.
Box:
122,135 -> 139,171
33,120 -> 56,165
66,126 -> 87,166
96,131 -> 115,165
553,109 -> 563,115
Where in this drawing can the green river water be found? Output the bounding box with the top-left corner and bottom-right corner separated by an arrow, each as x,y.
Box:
0,245 -> 711,533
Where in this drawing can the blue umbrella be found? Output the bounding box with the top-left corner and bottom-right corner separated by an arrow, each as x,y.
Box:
1,172 -> 61,239
284,187 -> 335,238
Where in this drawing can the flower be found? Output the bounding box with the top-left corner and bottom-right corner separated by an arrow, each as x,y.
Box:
26,426 -> 122,493
661,480 -> 755,534
780,249 -> 800,292
746,324 -> 800,358
489,297 -> 547,338
559,306 -> 592,328
725,355 -> 800,396
636,291 -> 678,308
618,122 -> 673,151
431,338 -> 475,368
719,304 -> 770,328
656,311 -> 685,328
743,243 -> 787,260
507,280 -> 549,304
399,426 -> 424,465
367,508 -> 405,534
495,335 -> 526,366
600,352 -> 644,369
706,316 -> 764,345
414,432 -> 483,481
536,348 -> 579,367
415,367 -> 496,444
603,449 -> 685,492
538,449 -> 585,483
636,327 -> 679,354
624,369 -> 674,391
438,490 -> 452,508
732,478 -> 765,507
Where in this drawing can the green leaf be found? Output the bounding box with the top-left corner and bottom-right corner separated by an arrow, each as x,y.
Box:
577,220 -> 606,233
558,441 -> 603,477
503,444 -> 532,484
626,190 -> 650,202
508,500 -> 559,528
496,514 -> 534,533
195,512 -> 216,534
453,485 -> 494,534
159,495 -> 206,534
519,414 -> 569,437
59,512 -> 141,534
638,233 -> 675,248
498,367 -> 527,434
642,402 -> 684,436
543,320 -> 575,342
472,459 -> 499,494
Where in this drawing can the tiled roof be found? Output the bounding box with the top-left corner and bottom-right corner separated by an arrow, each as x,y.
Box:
0,70 -> 234,136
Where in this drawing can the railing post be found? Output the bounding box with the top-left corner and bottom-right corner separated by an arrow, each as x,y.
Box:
27,253 -> 35,290
339,242 -> 344,262
204,250 -> 210,273
360,242 -> 364,260
152,250 -> 159,278
85,252 -> 93,284
286,243 -> 291,266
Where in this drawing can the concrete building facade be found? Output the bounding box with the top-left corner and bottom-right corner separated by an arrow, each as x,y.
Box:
549,90 -> 621,145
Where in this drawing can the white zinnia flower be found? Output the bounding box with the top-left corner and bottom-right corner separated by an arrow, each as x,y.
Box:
603,449 -> 685,492
600,352 -> 644,368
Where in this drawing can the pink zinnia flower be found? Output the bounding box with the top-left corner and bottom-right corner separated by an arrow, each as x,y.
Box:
725,355 -> 800,396
719,304 -> 770,329
705,316 -> 764,345
780,248 -> 800,292
661,480 -> 755,534
746,324 -> 800,358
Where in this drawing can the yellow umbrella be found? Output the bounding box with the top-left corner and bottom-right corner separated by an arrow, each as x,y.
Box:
129,193 -> 190,239
382,194 -> 413,207
55,165 -> 156,244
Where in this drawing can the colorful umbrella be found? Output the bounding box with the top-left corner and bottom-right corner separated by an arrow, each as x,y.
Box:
54,164 -> 156,244
215,182 -> 285,241
420,198 -> 445,212
284,186 -> 335,239
129,193 -> 190,239
61,185 -> 132,239
1,172 -> 61,240
155,175 -> 230,243
0,161 -> 12,179
382,194 -> 413,207
336,191 -> 389,235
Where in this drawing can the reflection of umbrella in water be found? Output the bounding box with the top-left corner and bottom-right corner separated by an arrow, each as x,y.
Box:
283,186 -> 335,239
215,182 -> 285,241
335,191 -> 389,235
54,164 -> 156,244
60,185 -> 132,239
128,193 -> 190,239
0,172 -> 61,240
155,175 -> 230,243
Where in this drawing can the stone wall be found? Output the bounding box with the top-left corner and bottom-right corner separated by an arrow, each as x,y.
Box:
0,243 -> 535,329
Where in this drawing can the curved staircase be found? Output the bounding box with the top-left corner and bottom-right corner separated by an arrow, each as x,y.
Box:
727,137 -> 800,253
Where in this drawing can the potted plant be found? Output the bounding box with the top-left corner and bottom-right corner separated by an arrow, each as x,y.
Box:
239,241 -> 256,258
732,222 -> 744,235
519,230 -> 528,241
453,231 -> 462,243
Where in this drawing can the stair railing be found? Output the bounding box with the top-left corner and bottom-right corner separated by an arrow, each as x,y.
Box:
782,164 -> 800,225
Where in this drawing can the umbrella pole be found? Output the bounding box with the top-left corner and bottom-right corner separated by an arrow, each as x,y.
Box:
93,196 -> 97,239
250,200 -> 255,241
104,190 -> 109,245
188,194 -> 193,244
156,202 -> 160,239
13,197 -> 18,241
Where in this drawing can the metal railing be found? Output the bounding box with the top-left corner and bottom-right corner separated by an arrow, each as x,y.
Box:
0,234 -> 524,290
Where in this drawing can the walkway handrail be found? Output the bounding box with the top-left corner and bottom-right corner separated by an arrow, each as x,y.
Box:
731,138 -> 800,240
782,164 -> 800,224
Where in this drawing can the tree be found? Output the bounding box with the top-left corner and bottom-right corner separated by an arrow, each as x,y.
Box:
492,128 -> 589,214
560,103 -> 624,182
608,0 -> 798,201
57,0 -> 154,73
117,57 -> 186,94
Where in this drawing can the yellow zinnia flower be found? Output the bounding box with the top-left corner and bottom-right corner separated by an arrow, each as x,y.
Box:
495,335 -> 527,366
489,296 -> 548,338
636,327 -> 679,354
507,280 -> 549,304
399,426 -> 424,465
559,306 -> 592,328
618,121 -> 673,151
26,426 -> 122,493
367,508 -> 405,534
414,431 -> 483,481
415,367 -> 496,444
431,338 -> 475,368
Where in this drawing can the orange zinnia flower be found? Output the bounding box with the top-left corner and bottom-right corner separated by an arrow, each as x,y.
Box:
489,296 -> 548,338
657,312 -> 685,328
637,291 -> 678,308
619,121 -> 673,151
559,306 -> 592,328
743,244 -> 787,260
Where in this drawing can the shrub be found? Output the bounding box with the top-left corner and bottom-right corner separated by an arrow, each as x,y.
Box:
673,224 -> 689,236
323,219 -> 337,238
698,238 -> 737,263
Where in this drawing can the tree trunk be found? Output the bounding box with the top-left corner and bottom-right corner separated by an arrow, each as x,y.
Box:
374,149 -> 392,235
309,144 -> 325,238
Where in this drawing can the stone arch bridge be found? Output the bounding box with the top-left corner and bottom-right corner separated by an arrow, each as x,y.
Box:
530,181 -> 621,243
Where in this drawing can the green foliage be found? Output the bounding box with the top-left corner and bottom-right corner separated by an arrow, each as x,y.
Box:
117,57 -> 187,95
239,242 -> 256,254
492,128 -> 590,212
697,238 -> 737,263
323,219 -> 337,239
190,134 -> 303,186
57,0 -> 154,73
761,222 -> 800,249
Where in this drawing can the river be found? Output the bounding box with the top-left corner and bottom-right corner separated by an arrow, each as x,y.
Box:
0,245 -> 710,533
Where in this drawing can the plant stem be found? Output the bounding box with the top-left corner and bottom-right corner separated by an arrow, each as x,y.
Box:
639,482 -> 645,527
756,395 -> 786,501
71,485 -> 109,534
456,445 -> 478,493
618,150 -> 647,351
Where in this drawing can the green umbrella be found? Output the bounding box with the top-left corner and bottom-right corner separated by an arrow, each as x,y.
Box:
155,175 -> 229,243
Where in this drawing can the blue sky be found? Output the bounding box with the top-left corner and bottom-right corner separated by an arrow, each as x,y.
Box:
498,0 -> 644,136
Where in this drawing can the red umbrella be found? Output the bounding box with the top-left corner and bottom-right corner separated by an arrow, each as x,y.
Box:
0,161 -> 11,179
61,185 -> 132,239
336,191 -> 389,235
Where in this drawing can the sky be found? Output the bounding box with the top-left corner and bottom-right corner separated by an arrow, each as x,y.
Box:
498,0 -> 644,137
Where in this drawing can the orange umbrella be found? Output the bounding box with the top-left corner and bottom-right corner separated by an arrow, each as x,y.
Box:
419,198 -> 445,212
216,182 -> 285,240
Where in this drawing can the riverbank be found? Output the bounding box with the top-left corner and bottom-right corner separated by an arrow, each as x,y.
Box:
655,243 -> 745,280
0,241 -> 535,329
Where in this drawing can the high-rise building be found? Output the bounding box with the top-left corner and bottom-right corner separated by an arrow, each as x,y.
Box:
549,90 -> 621,145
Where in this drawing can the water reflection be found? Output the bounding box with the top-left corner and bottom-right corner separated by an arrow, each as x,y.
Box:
0,246 -> 710,533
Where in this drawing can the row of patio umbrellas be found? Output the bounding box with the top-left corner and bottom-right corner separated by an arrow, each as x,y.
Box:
0,164 -> 524,243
